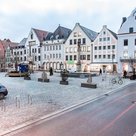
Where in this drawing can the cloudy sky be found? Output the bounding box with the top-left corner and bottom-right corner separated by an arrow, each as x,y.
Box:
0,0 -> 136,42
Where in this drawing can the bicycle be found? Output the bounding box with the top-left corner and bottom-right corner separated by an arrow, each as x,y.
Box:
111,76 -> 123,85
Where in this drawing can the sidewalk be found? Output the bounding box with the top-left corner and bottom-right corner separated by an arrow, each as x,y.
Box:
0,72 -> 135,135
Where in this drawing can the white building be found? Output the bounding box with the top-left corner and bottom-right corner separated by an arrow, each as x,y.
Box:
117,8 -> 136,73
12,38 -> 27,69
42,25 -> 71,70
25,28 -> 49,70
64,23 -> 97,72
92,25 -> 117,73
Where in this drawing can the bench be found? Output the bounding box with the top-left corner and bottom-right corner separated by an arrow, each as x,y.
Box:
81,83 -> 97,88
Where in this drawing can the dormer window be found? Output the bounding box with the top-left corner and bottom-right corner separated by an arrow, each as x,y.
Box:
31,33 -> 33,39
50,35 -> 54,40
55,35 -> 59,39
129,27 -> 133,33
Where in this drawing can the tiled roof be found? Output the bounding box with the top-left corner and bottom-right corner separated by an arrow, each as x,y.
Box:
0,40 -> 4,58
80,25 -> 98,41
45,25 -> 71,40
32,28 -> 49,42
107,29 -> 118,39
19,38 -> 27,46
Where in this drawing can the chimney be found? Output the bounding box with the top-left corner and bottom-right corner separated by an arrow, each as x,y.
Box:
122,17 -> 127,24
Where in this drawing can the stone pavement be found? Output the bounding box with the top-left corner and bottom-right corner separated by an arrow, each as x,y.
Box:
0,72 -> 135,135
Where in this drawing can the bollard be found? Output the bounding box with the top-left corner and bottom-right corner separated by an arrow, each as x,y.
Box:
28,95 -> 32,105
1,100 -> 6,112
15,96 -> 21,108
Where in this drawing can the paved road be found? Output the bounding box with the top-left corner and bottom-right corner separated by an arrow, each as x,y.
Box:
5,83 -> 136,136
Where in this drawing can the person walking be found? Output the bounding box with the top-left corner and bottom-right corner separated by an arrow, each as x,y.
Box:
49,67 -> 53,76
99,68 -> 102,75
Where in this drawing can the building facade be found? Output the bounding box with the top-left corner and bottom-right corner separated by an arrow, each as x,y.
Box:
64,23 -> 97,72
92,25 -> 117,73
42,25 -> 71,71
25,28 -> 49,70
117,8 -> 136,73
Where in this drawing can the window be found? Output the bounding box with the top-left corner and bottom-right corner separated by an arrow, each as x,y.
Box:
129,27 -> 133,33
31,33 -> 33,39
35,56 -> 37,61
44,54 -> 46,59
24,50 -> 26,54
94,55 -> 97,59
103,31 -> 106,35
59,45 -> 61,50
99,55 -> 101,59
50,54 -> 52,59
108,46 -> 110,49
66,55 -> 68,60
135,39 -> 136,45
74,47 -> 77,52
78,39 -> 81,44
74,39 -> 77,44
53,54 -> 55,58
56,54 -> 58,58
123,51 -> 128,58
73,32 -> 77,37
112,54 -> 115,59
103,55 -> 106,59
87,46 -> 90,52
99,38 -> 102,42
70,40 -> 72,45
103,46 -> 106,50
108,55 -> 110,59
87,55 -> 90,60
74,55 -> 77,60
83,38 -> 86,44
134,51 -> 136,58
70,55 -> 72,60
59,54 -> 61,58
66,48 -> 69,53
38,56 -> 41,61
124,39 -> 128,46
56,45 -> 58,50
32,48 -> 34,53
70,47 -> 73,53
103,37 -> 106,41
112,45 -> 115,49
50,46 -> 52,51
95,46 -> 97,50
24,56 -> 26,61
99,46 -> 101,50
107,37 -> 110,41
38,48 -> 40,53
53,45 -> 55,50
83,55 -> 86,60
35,48 -> 37,53
20,51 -> 22,55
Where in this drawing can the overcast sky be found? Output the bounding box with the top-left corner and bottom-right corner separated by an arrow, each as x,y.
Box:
0,0 -> 136,42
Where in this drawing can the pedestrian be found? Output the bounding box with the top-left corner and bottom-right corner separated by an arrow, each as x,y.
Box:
99,68 -> 102,75
49,67 -> 53,76
123,70 -> 127,78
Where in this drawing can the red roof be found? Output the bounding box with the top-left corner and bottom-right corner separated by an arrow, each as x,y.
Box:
0,39 -> 18,58
33,28 -> 49,43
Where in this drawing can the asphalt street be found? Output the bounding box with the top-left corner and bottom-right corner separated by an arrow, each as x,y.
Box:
5,83 -> 136,136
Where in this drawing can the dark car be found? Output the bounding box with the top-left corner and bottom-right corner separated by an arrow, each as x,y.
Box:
0,84 -> 8,99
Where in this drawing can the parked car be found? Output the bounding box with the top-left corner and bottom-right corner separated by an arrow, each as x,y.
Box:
0,84 -> 8,100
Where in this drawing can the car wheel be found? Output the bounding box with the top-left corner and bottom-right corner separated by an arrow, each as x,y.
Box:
0,93 -> 4,100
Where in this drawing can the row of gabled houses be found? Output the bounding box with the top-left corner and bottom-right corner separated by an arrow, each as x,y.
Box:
0,8 -> 136,73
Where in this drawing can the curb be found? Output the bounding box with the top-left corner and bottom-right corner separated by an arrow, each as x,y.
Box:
1,81 -> 136,136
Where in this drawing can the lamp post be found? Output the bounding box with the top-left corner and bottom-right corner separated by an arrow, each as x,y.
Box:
76,41 -> 81,72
